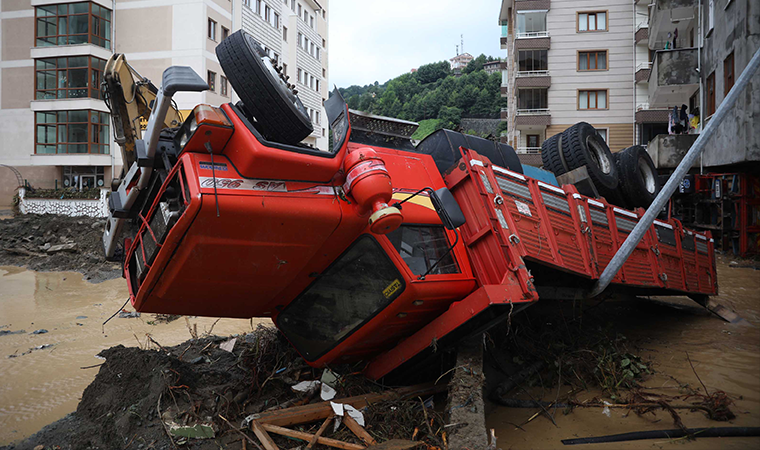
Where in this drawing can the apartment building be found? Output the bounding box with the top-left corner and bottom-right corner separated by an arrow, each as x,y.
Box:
644,0 -> 759,169
498,0 -> 636,164
0,0 -> 330,207
236,0 -> 329,149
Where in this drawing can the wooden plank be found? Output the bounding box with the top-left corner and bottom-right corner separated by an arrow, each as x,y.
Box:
261,423 -> 365,450
251,421 -> 279,450
343,414 -> 377,447
367,440 -> 423,450
252,382 -> 445,427
306,413 -> 334,449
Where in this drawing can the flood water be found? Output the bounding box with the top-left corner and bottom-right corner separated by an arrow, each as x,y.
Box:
487,256 -> 760,449
0,267 -> 261,445
1,257 -> 759,448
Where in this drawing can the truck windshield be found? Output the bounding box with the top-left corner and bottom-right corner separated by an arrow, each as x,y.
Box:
386,225 -> 459,275
277,235 -> 405,361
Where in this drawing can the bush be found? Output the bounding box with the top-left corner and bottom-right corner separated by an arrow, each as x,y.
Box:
25,188 -> 101,200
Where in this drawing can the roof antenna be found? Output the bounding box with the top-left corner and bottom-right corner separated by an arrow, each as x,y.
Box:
461,34 -> 464,55
456,44 -> 459,55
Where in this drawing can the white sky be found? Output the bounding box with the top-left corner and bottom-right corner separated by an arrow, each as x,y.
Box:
328,0 -> 503,88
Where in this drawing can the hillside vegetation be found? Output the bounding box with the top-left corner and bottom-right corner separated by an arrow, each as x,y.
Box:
339,54 -> 506,139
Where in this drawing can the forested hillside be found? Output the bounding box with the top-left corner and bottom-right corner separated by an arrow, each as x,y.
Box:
338,54 -> 506,137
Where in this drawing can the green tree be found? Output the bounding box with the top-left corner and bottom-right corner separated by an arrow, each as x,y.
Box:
415,61 -> 451,84
437,106 -> 462,130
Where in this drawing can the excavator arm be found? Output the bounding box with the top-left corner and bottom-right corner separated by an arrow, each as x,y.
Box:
103,54 -> 184,171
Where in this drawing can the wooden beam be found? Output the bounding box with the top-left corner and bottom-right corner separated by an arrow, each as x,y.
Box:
306,413 -> 334,449
343,414 -> 377,447
251,382 -> 446,427
251,421 -> 279,450
261,423 -> 365,450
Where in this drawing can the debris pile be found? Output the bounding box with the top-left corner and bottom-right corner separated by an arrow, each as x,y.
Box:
0,214 -> 124,282
4,326 -> 448,450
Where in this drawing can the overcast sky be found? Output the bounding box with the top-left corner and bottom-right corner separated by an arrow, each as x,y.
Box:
328,0 -> 503,89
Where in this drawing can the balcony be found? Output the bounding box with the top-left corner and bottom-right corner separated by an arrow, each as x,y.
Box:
646,134 -> 699,169
635,23 -> 648,43
635,62 -> 651,83
515,108 -> 550,127
648,48 -> 699,108
635,103 -> 670,124
648,0 -> 697,50
500,107 -> 508,119
516,147 -> 541,154
515,70 -> 551,88
515,34 -> 550,50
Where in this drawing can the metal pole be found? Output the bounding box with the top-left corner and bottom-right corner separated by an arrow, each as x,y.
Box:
589,45 -> 760,298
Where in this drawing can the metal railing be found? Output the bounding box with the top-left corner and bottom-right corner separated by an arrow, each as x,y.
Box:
636,62 -> 652,71
517,70 -> 549,77
516,147 -> 542,154
516,108 -> 550,116
516,31 -> 549,39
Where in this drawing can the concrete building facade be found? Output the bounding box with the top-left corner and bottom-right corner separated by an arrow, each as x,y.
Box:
498,0 -> 637,160
0,0 -> 329,207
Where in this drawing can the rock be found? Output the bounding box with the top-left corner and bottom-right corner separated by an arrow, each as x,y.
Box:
118,311 -> 140,319
0,329 -> 25,336
32,329 -> 49,335
47,243 -> 77,253
43,243 -> 51,250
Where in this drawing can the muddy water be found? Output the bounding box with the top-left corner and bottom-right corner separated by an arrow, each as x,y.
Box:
0,267 -> 263,445
487,256 -> 760,449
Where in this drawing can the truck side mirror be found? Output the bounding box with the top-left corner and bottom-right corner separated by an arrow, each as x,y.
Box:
430,187 -> 466,230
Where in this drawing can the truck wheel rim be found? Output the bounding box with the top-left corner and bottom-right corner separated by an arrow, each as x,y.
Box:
638,156 -> 656,193
587,137 -> 611,174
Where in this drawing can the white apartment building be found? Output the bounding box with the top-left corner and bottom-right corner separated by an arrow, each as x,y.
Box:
236,0 -> 329,149
0,0 -> 329,206
498,0 -> 636,163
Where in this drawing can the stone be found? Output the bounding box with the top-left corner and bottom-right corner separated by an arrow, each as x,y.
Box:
46,243 -> 77,253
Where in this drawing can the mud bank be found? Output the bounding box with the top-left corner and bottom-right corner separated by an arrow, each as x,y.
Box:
0,215 -> 122,283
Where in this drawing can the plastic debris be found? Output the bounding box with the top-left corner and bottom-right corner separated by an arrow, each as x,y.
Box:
219,338 -> 236,353
330,402 -> 365,427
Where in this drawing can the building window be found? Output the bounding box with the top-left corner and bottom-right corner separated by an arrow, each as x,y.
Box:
35,56 -> 106,100
265,5 -> 270,22
323,68 -> 326,78
35,110 -> 110,155
220,76 -> 228,97
310,15 -> 314,28
63,166 -> 104,189
297,68 -> 303,84
724,52 -> 734,96
517,88 -> 548,110
708,0 -> 714,32
282,63 -> 287,76
208,18 -> 217,40
243,0 -> 250,7
222,26 -> 229,41
517,50 -> 547,72
208,71 -> 216,92
298,4 -> 302,16
297,32 -> 302,47
578,90 -> 608,109
706,71 -> 716,116
291,0 -> 296,12
255,0 -> 262,15
283,26 -> 288,41
578,51 -> 607,71
273,12 -> 280,28
35,2 -> 112,49
516,11 -> 547,36
578,11 -> 607,32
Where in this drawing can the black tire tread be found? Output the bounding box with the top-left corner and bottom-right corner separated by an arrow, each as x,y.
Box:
216,31 -> 312,144
617,145 -> 660,208
561,123 -> 618,190
541,133 -> 563,174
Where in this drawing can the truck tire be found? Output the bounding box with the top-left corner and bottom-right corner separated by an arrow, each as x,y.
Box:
216,30 -> 313,144
617,145 -> 660,208
540,133 -> 564,174
561,122 -> 618,191
601,152 -> 629,208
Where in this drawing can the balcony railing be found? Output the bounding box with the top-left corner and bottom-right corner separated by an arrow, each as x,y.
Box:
516,31 -> 549,39
517,147 -> 542,154
636,62 -> 652,71
516,108 -> 550,115
517,70 -> 549,77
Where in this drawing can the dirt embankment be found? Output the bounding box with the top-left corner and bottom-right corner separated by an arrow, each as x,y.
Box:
2,327 -> 447,450
0,214 -> 122,283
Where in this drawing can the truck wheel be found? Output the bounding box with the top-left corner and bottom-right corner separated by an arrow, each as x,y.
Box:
540,133 -> 564,174
617,145 -> 660,208
216,30 -> 313,144
561,122 -> 618,191
599,152 -> 629,208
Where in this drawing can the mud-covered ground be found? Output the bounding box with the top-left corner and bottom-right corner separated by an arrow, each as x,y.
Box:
0,215 -> 122,283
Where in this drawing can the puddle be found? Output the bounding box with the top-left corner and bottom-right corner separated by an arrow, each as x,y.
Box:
486,256 -> 760,448
0,267 -> 263,445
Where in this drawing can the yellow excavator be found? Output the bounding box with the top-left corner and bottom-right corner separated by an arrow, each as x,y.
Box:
102,54 -> 184,172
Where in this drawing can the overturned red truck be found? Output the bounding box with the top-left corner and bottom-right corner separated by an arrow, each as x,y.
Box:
102,31 -> 717,381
